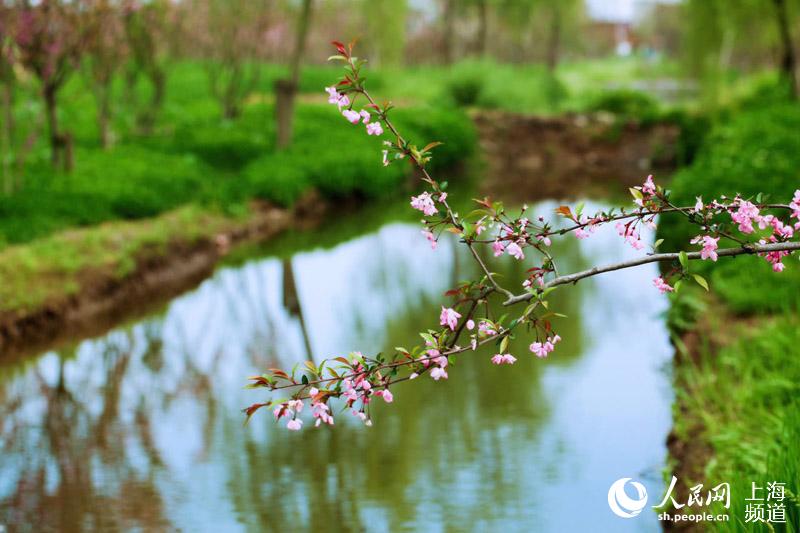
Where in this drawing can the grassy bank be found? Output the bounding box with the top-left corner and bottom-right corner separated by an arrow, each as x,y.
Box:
658,94 -> 800,530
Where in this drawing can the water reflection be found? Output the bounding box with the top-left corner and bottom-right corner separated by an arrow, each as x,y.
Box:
0,204 -> 672,532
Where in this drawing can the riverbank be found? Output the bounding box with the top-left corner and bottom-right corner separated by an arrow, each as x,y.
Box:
657,99 -> 800,531
0,200 -> 295,358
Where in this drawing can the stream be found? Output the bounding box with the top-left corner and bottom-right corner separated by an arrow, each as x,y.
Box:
0,199 -> 674,532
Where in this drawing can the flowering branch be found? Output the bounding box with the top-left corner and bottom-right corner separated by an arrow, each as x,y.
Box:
245,41 -> 800,431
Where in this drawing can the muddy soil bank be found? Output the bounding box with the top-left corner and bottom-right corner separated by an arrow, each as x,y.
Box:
0,202 -> 302,360
473,110 -> 680,201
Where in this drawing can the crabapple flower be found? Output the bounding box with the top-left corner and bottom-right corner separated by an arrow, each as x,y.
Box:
366,122 -> 383,136
478,321 -> 497,336
359,110 -> 370,123
440,306 -> 461,331
616,222 -> 645,250
422,229 -> 437,250
325,86 -> 349,109
575,215 -> 598,240
642,174 -> 656,195
374,390 -> 394,403
694,197 -> 704,212
653,276 -> 674,294
410,192 -> 438,216
730,200 -> 761,234
439,192 -> 447,202
491,354 -> 517,365
506,242 -> 525,260
287,419 -> 303,431
492,240 -> 505,256
466,319 -> 475,330
530,335 -> 561,358
430,366 -> 448,380
342,109 -> 360,124
691,235 -> 719,261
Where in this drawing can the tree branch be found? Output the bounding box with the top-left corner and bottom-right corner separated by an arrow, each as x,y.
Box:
503,241 -> 800,305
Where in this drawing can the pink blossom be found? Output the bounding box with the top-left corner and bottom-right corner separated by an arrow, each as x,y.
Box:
730,199 -> 761,234
491,353 -> 517,365
375,389 -> 394,403
440,307 -> 461,331
409,372 -> 419,380
430,366 -> 448,380
642,174 -> 656,195
529,335 -> 561,358
478,321 -> 497,336
506,242 -> 525,260
439,192 -> 447,202
342,109 -> 361,123
492,240 -> 505,256
475,222 -> 485,235
287,419 -> 303,431
359,110 -> 370,123
410,192 -> 438,216
325,86 -> 349,108
366,122 -> 384,136
422,229 -> 437,250
691,235 -> 719,261
470,338 -> 478,350
653,276 -> 674,294
312,402 -> 334,426
466,319 -> 475,330
694,197 -> 704,212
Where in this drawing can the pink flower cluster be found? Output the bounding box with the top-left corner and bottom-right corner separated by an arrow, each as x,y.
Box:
421,349 -> 449,380
653,276 -> 674,294
325,86 -> 384,136
440,306 -> 461,330
530,335 -> 561,358
616,222 -> 645,250
491,353 -> 517,365
411,191 -> 438,216
575,215 -> 599,240
691,235 -> 719,261
274,399 -> 306,430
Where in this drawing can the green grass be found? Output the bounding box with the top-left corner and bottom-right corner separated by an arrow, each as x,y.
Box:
672,312 -> 800,531
0,205 -> 245,313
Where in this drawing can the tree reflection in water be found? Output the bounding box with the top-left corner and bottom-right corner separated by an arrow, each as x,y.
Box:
0,210 -> 672,532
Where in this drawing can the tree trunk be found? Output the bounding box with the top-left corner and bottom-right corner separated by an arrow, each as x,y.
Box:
274,79 -> 296,148
44,84 -> 60,168
275,0 -> 313,149
97,84 -> 112,149
1,81 -> 13,195
546,5 -> 561,72
43,83 -> 73,172
475,0 -> 488,57
442,0 -> 455,64
772,0 -> 798,99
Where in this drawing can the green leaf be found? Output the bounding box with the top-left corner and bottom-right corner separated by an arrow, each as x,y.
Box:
653,238 -> 664,249
693,274 -> 709,291
499,336 -> 509,354
679,251 -> 689,270
629,187 -> 644,201
674,280 -> 683,293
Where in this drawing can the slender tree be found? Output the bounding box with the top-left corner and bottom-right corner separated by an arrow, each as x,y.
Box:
81,0 -> 127,148
772,0 -> 797,99
195,0 -> 271,120
14,0 -> 82,171
274,0 -> 313,149
122,0 -> 169,134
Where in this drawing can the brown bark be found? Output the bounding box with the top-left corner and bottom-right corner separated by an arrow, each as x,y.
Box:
772,0 -> 798,99
44,83 -> 73,172
442,0 -> 455,64
475,0 -> 488,57
275,0 -> 312,149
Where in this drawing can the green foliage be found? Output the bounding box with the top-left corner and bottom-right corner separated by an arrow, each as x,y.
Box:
658,101 -> 800,313
0,99 -> 475,246
674,316 -> 800,531
587,88 -> 660,119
